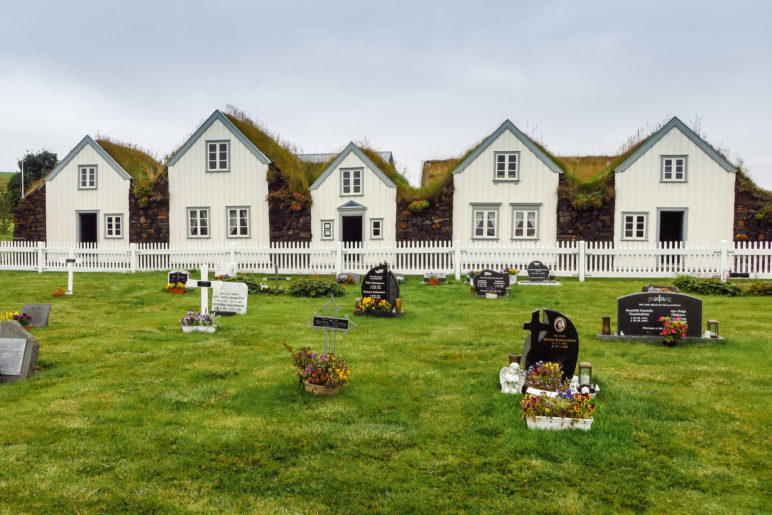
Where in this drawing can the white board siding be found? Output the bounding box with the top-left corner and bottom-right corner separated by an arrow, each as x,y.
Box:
452,130 -> 559,245
310,152 -> 397,245
168,118 -> 270,247
614,126 -> 735,247
46,145 -> 130,244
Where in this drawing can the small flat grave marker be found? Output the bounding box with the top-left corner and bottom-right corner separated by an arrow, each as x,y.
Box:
423,273 -> 446,283
522,308 -> 579,381
21,303 -> 52,327
526,261 -> 550,282
473,270 -> 509,296
212,281 -> 248,315
617,292 -> 702,337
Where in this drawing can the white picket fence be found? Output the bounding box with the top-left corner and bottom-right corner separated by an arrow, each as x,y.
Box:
0,240 -> 770,280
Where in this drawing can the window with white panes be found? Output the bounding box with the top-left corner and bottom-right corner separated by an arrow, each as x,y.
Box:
104,214 -> 123,238
187,208 -> 210,238
512,207 -> 538,239
341,168 -> 362,195
661,156 -> 687,182
623,213 -> 647,240
206,141 -> 229,171
473,208 -> 498,239
494,152 -> 519,180
78,165 -> 97,189
370,219 -> 383,239
227,207 -> 250,237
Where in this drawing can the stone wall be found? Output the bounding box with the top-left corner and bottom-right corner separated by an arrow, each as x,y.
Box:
267,166 -> 311,242
556,174 -> 615,241
396,179 -> 454,241
734,172 -> 772,241
129,173 -> 169,243
13,184 -> 46,241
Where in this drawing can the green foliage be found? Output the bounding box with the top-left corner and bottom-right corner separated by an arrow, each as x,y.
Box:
288,278 -> 345,297
745,281 -> 772,296
97,139 -> 163,191
673,275 -> 742,296
408,199 -> 430,213
6,150 -> 57,209
754,205 -> 772,223
571,191 -> 604,211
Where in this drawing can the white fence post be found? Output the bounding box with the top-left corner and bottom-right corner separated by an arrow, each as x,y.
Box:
454,240 -> 462,280
578,240 -> 586,282
335,241 -> 343,275
129,243 -> 137,273
720,240 -> 730,282
229,242 -> 236,268
37,241 -> 44,273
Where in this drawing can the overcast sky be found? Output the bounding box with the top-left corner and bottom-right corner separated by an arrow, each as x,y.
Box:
1,0 -> 770,190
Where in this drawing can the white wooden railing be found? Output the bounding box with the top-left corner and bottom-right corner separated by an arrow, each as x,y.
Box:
0,240 -> 770,280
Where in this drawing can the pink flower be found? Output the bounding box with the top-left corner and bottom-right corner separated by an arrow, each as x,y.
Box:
681,333 -> 686,337
661,330 -> 667,335
676,317 -> 682,321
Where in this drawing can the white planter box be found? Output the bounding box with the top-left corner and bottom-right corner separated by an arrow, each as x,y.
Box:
526,416 -> 593,431
181,325 -> 216,333
485,293 -> 498,299
509,275 -> 518,284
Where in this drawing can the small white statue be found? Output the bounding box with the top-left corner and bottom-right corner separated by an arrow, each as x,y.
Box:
500,362 -> 525,394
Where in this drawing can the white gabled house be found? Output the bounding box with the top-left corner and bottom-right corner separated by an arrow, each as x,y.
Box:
451,120 -> 564,245
309,142 -> 397,245
167,110 -> 272,247
45,135 -> 132,244
613,117 -> 737,247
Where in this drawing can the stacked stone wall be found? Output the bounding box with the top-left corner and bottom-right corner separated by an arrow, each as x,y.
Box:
556,175 -> 615,241
267,166 -> 311,242
129,173 -> 169,243
396,179 -> 453,242
734,173 -> 772,241
12,185 -> 46,241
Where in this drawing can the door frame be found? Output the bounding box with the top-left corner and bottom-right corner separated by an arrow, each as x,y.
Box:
76,210 -> 99,244
656,207 -> 688,244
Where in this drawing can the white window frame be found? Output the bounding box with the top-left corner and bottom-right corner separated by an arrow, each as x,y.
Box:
622,212 -> 648,240
341,167 -> 363,195
78,165 -> 97,189
206,140 -> 230,172
226,206 -> 250,238
370,218 -> 383,239
471,203 -> 500,240
661,155 -> 687,182
187,207 -> 210,238
511,204 -> 540,240
494,151 -> 520,181
320,219 -> 334,240
104,213 -> 124,239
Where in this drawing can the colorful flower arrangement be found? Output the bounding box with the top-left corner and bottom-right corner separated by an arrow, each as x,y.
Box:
283,342 -> 351,388
504,266 -> 519,275
524,361 -> 570,393
179,310 -> 217,327
336,274 -> 356,285
360,296 -> 392,312
659,316 -> 688,346
0,311 -> 19,322
1,312 -> 31,326
520,390 -> 595,420
53,286 -> 65,296
166,282 -> 186,292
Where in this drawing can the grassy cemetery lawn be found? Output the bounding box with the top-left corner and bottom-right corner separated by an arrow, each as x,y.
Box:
0,271 -> 769,512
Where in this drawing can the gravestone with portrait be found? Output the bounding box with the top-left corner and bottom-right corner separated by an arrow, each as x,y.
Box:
522,309 -> 579,381
361,263 -> 400,307
21,303 -> 52,327
0,321 -> 39,383
617,292 -> 702,337
473,270 -> 509,296
526,261 -> 550,282
211,281 -> 249,315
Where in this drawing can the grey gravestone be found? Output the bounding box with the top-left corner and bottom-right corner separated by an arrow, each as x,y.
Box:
526,261 -> 550,282
212,281 -> 248,315
21,303 -> 52,327
0,321 -> 39,383
168,269 -> 190,285
617,292 -> 701,337
473,270 -> 509,296
522,309 -> 579,381
361,264 -> 400,306
423,273 -> 447,283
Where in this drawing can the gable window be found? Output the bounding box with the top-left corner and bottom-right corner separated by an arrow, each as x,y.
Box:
321,220 -> 334,240
622,212 -> 647,240
227,206 -> 250,237
78,165 -> 97,189
661,156 -> 687,182
472,203 -> 500,240
494,152 -> 519,181
370,218 -> 383,239
187,207 -> 210,238
104,214 -> 123,238
207,141 -> 230,171
511,204 -> 539,240
341,168 -> 363,195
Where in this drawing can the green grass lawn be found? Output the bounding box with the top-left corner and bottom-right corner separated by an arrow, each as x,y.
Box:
0,272 -> 769,513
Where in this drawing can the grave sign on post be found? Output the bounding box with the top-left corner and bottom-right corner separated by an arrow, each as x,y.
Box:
306,296 -> 357,354
196,265 -> 211,314
62,254 -> 82,295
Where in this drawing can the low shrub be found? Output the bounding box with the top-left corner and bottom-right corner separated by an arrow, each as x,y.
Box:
571,191 -> 604,211
288,279 -> 345,297
745,281 -> 772,296
408,199 -> 430,213
673,275 -> 742,296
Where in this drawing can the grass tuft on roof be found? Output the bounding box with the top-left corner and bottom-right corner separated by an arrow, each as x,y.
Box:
97,139 -> 164,189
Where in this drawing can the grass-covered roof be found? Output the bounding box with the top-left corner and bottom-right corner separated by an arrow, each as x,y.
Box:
97,139 -> 164,189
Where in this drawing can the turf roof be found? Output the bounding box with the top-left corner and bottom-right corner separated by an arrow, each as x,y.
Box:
97,139 -> 164,188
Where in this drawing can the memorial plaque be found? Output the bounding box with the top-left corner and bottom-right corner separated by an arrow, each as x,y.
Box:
197,280 -> 212,288
211,282 -> 248,315
21,303 -> 52,327
642,284 -> 679,293
0,322 -> 39,383
361,264 -> 400,306
473,270 -> 509,296
168,269 -> 190,285
522,309 -> 579,381
617,292 -> 702,337
526,261 -> 550,282
0,338 -> 26,375
423,273 -> 446,283
313,316 -> 350,331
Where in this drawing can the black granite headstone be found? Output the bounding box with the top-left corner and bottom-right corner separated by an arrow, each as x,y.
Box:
473,270 -> 509,296
21,304 -> 52,327
168,269 -> 190,285
522,309 -> 579,381
361,264 -> 400,306
526,261 -> 550,282
617,292 -> 702,337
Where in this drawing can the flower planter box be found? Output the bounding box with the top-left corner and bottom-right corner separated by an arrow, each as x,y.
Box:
526,416 -> 593,431
429,278 -> 440,286
485,292 -> 498,299
509,275 -> 518,284
303,381 -> 340,396
181,325 -> 216,333
167,288 -> 186,294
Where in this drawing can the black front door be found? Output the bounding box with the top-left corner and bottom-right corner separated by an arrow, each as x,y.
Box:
79,213 -> 97,243
341,215 -> 362,243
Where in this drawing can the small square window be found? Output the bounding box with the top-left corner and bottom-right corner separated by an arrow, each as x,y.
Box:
321,220 -> 334,240
78,165 -> 97,189
104,214 -> 123,238
623,213 -> 647,240
661,156 -> 687,182
207,141 -> 229,171
227,207 -> 250,237
370,219 -> 383,239
494,152 -> 519,181
188,208 -> 210,238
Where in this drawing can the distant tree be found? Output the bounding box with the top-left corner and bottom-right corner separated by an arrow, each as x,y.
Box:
6,150 -> 58,210
0,189 -> 12,237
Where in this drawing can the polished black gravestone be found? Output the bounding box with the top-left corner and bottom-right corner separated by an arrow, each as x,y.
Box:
526,261 -> 550,282
473,270 -> 509,296
361,264 -> 400,306
21,303 -> 52,327
617,292 -> 702,337
167,269 -> 190,285
522,309 -> 579,381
